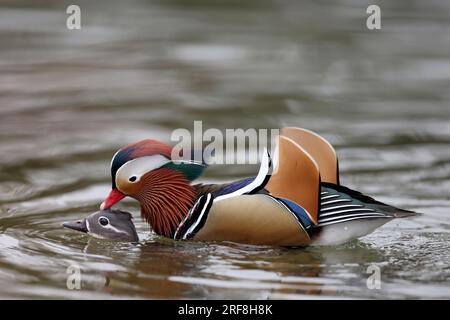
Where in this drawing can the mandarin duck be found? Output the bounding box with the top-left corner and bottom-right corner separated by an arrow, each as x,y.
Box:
97,127 -> 416,246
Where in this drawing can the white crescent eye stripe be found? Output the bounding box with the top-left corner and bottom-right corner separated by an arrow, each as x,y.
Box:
115,155 -> 171,189
101,223 -> 130,235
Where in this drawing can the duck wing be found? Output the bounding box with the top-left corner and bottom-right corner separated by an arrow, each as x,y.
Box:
281,127 -> 339,185
316,183 -> 416,227
191,133 -> 323,235
266,135 -> 321,224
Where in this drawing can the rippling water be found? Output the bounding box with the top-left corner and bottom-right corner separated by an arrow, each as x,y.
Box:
0,0 -> 449,299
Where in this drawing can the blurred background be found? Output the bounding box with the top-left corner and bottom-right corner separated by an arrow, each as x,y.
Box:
0,0 -> 449,299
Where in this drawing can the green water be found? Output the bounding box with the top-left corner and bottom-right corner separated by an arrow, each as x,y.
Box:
0,0 -> 449,299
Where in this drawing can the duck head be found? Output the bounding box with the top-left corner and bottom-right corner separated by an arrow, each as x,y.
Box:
100,139 -> 206,238
63,209 -> 139,242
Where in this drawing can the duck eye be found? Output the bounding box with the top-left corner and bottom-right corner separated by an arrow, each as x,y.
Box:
98,217 -> 109,226
129,176 -> 137,182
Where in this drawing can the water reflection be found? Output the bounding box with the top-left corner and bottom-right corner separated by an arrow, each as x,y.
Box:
0,0 -> 449,298
66,235 -> 391,299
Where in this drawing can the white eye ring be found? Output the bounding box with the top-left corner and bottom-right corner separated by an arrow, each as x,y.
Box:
128,176 -> 137,182
98,217 -> 110,227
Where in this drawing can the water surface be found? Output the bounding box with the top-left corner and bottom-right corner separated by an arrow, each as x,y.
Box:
0,0 -> 449,299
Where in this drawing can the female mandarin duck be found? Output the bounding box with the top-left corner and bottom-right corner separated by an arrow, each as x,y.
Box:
100,127 -> 416,246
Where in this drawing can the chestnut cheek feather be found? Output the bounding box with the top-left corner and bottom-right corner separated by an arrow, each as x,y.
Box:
135,168 -> 196,238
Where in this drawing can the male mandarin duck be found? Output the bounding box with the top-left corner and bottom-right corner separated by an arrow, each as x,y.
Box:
99,127 -> 416,246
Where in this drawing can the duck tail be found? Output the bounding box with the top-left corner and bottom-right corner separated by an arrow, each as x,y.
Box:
393,208 -> 421,218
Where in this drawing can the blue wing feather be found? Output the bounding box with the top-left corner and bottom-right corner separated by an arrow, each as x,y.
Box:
215,177 -> 255,196
275,197 -> 314,228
